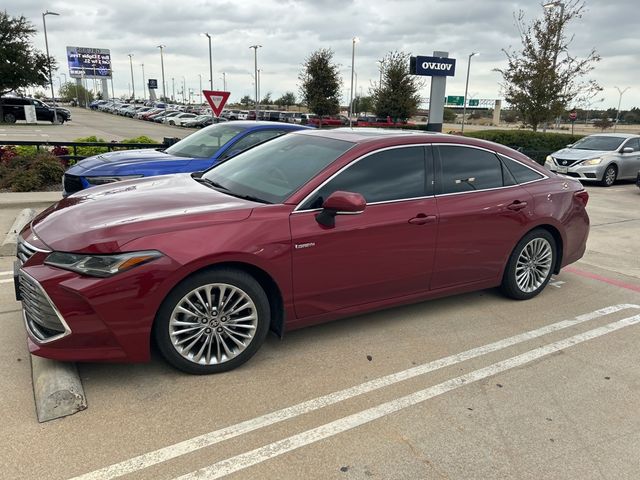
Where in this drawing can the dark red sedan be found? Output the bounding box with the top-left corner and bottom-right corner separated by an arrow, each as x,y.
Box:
15,129 -> 590,374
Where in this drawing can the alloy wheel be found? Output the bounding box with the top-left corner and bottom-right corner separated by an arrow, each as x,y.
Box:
515,238 -> 553,293
169,283 -> 258,365
604,166 -> 617,186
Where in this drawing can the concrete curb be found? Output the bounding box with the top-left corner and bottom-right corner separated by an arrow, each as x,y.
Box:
31,355 -> 87,422
1,208 -> 36,256
0,192 -> 61,210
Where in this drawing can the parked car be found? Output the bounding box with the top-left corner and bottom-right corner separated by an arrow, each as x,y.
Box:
61,121 -> 309,195
22,129 -> 590,374
164,112 -> 198,126
0,96 -> 71,124
356,115 -> 413,127
182,115 -> 228,128
544,133 -> 640,186
308,115 -> 349,127
154,110 -> 180,123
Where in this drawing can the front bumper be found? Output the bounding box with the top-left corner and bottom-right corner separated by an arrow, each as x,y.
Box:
546,162 -> 604,181
16,249 -> 180,363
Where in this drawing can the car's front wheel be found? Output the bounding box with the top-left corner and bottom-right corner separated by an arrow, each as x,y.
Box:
154,268 -> 270,374
501,229 -> 556,300
600,164 -> 617,187
3,113 -> 16,123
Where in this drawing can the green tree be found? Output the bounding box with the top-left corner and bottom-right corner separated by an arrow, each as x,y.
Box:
371,51 -> 422,121
59,81 -> 94,107
0,12 -> 55,121
298,48 -> 342,125
443,108 -> 457,123
239,95 -> 253,107
261,92 -> 272,105
353,95 -> 374,115
496,1 -> 601,131
275,91 -> 296,110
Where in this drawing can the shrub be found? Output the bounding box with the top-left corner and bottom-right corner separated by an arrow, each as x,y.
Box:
121,135 -> 159,144
0,152 -> 64,192
72,135 -> 109,157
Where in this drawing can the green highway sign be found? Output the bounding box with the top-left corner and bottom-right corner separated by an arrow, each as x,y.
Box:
446,95 -> 464,106
469,99 -> 479,107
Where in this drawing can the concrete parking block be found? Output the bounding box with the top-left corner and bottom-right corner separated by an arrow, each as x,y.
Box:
31,354 -> 87,422
0,208 -> 36,256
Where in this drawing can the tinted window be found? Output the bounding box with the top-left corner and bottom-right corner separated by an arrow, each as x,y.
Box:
165,123 -> 248,158
303,146 -> 426,209
500,155 -> 544,184
222,130 -> 285,158
203,134 -> 353,204
438,146 -> 505,194
624,138 -> 640,151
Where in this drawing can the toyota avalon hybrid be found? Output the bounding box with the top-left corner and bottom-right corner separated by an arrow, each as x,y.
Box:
16,129 -> 590,374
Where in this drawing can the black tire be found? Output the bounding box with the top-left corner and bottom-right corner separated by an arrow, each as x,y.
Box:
3,113 -> 16,123
500,228 -> 557,300
153,268 -> 271,374
600,164 -> 617,187
52,116 -> 65,125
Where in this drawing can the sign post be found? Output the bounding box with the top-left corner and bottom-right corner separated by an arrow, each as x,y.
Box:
410,52 -> 456,132
569,111 -> 577,135
202,90 -> 231,118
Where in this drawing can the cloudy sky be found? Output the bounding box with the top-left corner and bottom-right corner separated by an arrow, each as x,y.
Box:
8,0 -> 639,109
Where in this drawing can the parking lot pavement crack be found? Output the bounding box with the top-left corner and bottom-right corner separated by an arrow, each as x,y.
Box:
394,431 -> 449,479
591,218 -> 640,227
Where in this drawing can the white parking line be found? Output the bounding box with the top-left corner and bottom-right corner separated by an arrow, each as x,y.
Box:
69,304 -> 639,480
176,313 -> 640,480
0,278 -> 15,284
0,271 -> 14,276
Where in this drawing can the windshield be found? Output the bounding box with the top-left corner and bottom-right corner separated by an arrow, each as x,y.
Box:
571,136 -> 625,151
202,133 -> 354,204
165,123 -> 248,158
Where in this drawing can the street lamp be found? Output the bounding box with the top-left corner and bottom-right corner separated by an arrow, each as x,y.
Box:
42,10 -> 59,123
201,33 -> 213,90
182,76 -> 186,104
613,86 -> 630,132
349,36 -> 359,127
141,63 -> 146,101
198,74 -> 202,104
542,1 -> 565,132
127,53 -> 135,101
171,77 -> 175,101
157,45 -> 166,101
249,45 -> 262,118
221,72 -> 227,91
461,52 -> 479,134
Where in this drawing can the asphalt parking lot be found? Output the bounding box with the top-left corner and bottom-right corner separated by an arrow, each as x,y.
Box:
1,183 -> 639,480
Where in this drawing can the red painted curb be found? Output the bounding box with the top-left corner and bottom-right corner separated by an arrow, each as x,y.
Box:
564,266 -> 640,293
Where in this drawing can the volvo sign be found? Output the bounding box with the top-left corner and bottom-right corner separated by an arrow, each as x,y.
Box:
410,56 -> 456,77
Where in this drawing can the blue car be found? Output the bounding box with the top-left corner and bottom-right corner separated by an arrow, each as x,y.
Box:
62,121 -> 309,196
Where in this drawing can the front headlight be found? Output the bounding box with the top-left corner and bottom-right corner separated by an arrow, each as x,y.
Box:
44,251 -> 163,277
580,157 -> 602,166
545,155 -> 555,165
85,175 -> 143,186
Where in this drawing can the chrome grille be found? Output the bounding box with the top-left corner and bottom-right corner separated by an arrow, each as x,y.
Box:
17,238 -> 36,264
19,271 -> 69,342
554,158 -> 581,167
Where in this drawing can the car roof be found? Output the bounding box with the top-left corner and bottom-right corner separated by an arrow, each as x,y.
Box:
228,120 -> 309,131
584,133 -> 639,139
292,127 -> 439,143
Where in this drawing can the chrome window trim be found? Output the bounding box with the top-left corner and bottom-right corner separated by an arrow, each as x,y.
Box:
293,143 -> 431,213
293,142 -> 549,212
19,269 -> 72,344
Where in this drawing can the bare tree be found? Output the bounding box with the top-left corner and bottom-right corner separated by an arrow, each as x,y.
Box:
496,1 -> 601,131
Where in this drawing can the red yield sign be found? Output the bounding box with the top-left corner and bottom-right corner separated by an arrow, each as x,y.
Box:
203,90 -> 230,117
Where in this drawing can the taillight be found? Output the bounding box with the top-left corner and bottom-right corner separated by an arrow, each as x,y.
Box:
574,190 -> 589,207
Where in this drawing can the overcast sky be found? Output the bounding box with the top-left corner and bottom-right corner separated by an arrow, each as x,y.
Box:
7,0 -> 639,109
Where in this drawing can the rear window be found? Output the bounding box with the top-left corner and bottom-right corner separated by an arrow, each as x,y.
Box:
500,155 -> 544,184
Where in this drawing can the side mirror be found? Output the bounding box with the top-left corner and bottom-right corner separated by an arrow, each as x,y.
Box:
621,147 -> 634,154
315,191 -> 366,228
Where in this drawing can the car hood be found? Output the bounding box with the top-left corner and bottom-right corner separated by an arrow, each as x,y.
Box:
29,174 -> 256,253
551,148 -> 612,160
67,149 -> 191,174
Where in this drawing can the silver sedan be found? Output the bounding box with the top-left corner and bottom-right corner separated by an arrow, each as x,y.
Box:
545,133 -> 640,186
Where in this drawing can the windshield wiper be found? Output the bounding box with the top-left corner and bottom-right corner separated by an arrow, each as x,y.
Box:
226,192 -> 272,204
193,177 -> 231,192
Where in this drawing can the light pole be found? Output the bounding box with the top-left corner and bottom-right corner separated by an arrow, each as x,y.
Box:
141,63 -> 146,101
157,45 -> 166,101
221,72 -> 227,91
613,87 -> 630,132
182,76 -> 186,104
249,45 -> 262,118
377,59 -> 385,88
171,77 -> 175,101
198,74 -> 202,104
461,52 -> 479,134
543,1 -> 565,132
127,53 -> 135,102
202,33 -> 213,90
257,69 -> 262,105
349,36 -> 359,127
42,10 -> 59,123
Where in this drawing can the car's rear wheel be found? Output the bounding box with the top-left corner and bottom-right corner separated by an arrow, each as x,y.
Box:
600,164 -> 617,187
500,229 -> 556,300
154,268 -> 270,374
3,113 -> 16,123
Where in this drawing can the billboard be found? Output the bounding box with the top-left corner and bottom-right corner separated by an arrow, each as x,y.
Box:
66,47 -> 112,79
